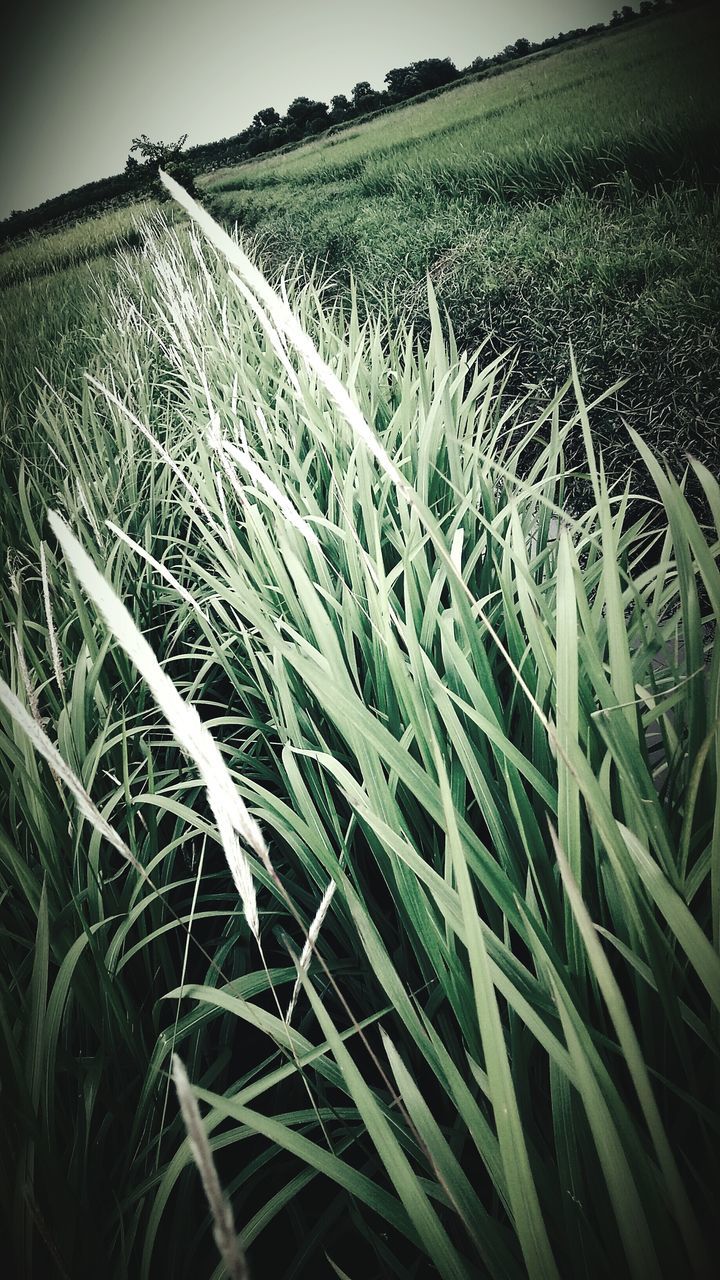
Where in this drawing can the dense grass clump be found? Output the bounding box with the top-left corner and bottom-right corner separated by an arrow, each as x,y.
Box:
0,186 -> 718,1279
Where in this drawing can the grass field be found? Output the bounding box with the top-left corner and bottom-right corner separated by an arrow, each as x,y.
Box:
207,9 -> 718,195
198,5 -> 720,479
0,202 -> 152,289
3,6 -> 719,483
1,6 -> 719,1279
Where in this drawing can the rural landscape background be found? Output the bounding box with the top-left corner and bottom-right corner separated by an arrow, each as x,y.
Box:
1,1 -> 719,1277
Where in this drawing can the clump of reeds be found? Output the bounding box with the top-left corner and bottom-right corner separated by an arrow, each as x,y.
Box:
1,183 -> 718,1280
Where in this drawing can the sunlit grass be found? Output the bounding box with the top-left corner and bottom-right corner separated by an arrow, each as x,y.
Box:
0,201 -> 153,288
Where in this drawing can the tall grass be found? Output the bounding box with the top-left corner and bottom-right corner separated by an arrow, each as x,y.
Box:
0,203 -> 152,289
1,188 -> 718,1278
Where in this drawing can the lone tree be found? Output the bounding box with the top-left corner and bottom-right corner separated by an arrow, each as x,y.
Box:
126,132 -> 196,196
129,132 -> 188,168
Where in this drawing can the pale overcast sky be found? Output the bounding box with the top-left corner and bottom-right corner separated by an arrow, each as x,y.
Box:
1,1 -> 625,218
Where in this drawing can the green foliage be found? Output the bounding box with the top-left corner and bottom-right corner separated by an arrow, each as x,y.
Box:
284,98 -> 329,136
0,191 -> 718,1278
384,58 -> 459,102
129,133 -> 189,168
128,134 -> 197,201
199,3 -> 719,483
0,172 -> 142,244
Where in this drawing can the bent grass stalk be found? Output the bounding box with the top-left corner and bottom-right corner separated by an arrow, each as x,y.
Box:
46,512 -> 343,1162
47,509 -> 263,941
105,519 -> 206,616
172,1053 -> 249,1280
0,672 -> 142,872
286,876 -> 337,1022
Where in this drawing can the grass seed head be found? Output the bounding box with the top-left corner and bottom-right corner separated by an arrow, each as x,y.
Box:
172,1054 -> 249,1280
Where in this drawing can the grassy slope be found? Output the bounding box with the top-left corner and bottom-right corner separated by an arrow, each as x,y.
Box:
2,6 -> 719,483
0,203 -> 153,290
207,10 -> 718,194
200,5 -> 720,477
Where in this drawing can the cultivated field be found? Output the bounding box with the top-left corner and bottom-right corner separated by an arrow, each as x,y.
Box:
1,7 -> 719,1279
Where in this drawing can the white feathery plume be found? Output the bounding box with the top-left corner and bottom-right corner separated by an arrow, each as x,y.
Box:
231,271 -> 302,394
12,628 -> 41,726
47,510 -> 265,939
40,541 -> 65,695
159,171 -> 411,499
450,527 -> 464,576
208,781 -> 259,940
159,172 -> 490,635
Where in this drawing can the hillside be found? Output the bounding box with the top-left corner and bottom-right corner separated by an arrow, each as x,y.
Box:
199,3 -> 720,476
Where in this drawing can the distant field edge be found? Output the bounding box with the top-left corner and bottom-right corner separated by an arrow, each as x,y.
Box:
0,2 -> 704,247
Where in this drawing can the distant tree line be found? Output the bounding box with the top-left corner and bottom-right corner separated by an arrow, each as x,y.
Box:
182,2 -> 707,171
181,2 -> 686,173
0,0 -> 706,244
